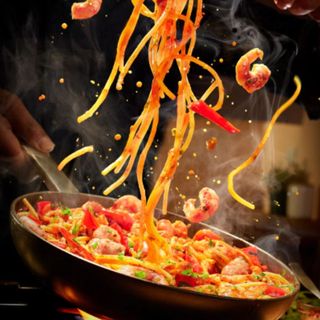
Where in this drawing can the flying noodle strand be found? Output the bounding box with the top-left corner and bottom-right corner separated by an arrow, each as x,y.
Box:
228,76 -> 302,210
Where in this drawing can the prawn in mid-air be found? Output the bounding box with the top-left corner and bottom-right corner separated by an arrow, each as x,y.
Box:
183,187 -> 219,223
71,0 -> 103,20
235,48 -> 271,94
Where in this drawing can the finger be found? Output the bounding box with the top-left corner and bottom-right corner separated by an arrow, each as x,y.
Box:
0,115 -> 39,180
274,0 -> 296,10
289,0 -> 320,15
0,114 -> 25,162
3,95 -> 55,153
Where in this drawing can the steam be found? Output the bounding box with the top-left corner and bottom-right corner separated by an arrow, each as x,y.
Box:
0,6 -> 142,197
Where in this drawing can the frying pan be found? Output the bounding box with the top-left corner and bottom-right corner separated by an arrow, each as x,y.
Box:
10,147 -> 299,320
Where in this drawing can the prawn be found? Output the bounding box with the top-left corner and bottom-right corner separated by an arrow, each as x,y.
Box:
112,195 -> 141,214
157,219 -> 174,238
71,0 -> 102,20
235,48 -> 271,94
183,187 -> 219,223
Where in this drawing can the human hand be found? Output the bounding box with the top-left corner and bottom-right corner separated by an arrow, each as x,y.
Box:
0,89 -> 55,171
274,0 -> 320,20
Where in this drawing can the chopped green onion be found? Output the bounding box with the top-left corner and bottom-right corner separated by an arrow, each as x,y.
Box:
118,253 -> 125,261
91,241 -> 98,249
72,223 -> 80,235
134,270 -> 146,279
200,273 -> 209,279
181,269 -> 194,276
128,240 -> 134,248
62,207 -> 71,215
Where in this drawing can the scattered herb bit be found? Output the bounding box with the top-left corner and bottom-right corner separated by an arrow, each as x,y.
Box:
209,239 -> 214,247
118,253 -> 125,261
91,241 -> 98,249
134,270 -> 146,279
200,273 -> 209,279
62,207 -> 71,215
71,223 -> 80,235
181,269 -> 195,276
128,240 -> 134,248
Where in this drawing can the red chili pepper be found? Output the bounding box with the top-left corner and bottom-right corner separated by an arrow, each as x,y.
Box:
109,221 -> 130,255
264,285 -> 286,297
36,201 -> 51,215
83,209 -> 99,231
189,101 -> 240,134
101,209 -> 134,231
242,246 -> 268,271
175,274 -> 199,287
184,253 -> 203,273
242,246 -> 258,255
59,228 -> 94,261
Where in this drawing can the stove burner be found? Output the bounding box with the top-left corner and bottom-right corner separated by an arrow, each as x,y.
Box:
0,280 -> 111,319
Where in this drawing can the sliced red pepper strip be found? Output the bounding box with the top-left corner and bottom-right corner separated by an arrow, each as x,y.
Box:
83,209 -> 99,231
36,201 -> 52,215
264,285 -> 286,297
101,208 -> 134,231
242,246 -> 258,255
175,273 -> 199,287
242,246 -> 268,271
59,227 -> 94,261
175,270 -> 208,287
184,253 -> 203,273
189,101 -> 240,134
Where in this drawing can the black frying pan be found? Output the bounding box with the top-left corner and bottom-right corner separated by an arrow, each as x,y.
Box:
10,190 -> 299,320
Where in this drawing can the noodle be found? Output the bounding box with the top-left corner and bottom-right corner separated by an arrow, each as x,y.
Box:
57,145 -> 94,171
22,198 -> 39,220
228,76 -> 301,210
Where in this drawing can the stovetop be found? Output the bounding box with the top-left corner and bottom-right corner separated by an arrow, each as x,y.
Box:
0,214 -> 84,320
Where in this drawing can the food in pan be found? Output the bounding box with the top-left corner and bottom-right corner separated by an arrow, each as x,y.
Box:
17,196 -> 295,299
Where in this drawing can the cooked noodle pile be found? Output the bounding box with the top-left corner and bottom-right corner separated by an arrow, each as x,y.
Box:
18,197 -> 295,299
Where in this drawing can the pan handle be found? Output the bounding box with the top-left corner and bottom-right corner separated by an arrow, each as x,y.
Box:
23,145 -> 79,193
289,262 -> 320,299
